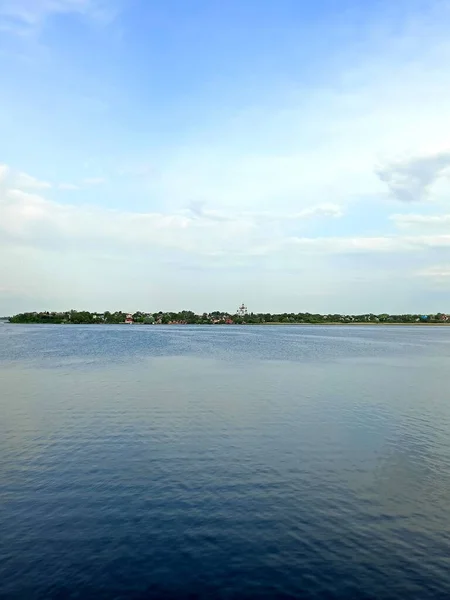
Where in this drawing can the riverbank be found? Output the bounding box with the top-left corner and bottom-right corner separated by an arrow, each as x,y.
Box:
9,310 -> 449,326
257,321 -> 450,326
6,321 -> 450,326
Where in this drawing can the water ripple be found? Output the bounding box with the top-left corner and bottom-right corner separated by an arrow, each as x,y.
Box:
1,325 -> 450,598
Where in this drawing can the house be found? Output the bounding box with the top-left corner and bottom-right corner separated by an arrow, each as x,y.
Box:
124,314 -> 133,324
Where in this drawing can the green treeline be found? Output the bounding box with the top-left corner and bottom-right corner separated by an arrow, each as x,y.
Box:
7,310 -> 449,325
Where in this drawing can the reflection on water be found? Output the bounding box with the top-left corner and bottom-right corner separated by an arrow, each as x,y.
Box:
1,325 -> 450,599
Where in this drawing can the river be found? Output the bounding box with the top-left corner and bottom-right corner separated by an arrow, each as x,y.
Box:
1,324 -> 450,599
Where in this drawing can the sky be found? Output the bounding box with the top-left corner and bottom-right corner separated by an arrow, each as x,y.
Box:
1,0 -> 450,315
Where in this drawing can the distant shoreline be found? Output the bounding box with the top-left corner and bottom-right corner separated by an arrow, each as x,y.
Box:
258,321 -> 450,326
8,309 -> 450,326
6,321 -> 450,327
7,310 -> 450,326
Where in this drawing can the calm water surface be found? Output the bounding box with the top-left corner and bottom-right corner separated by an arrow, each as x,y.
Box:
1,324 -> 450,599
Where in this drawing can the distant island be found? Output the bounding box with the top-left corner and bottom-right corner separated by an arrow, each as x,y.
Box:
7,309 -> 450,325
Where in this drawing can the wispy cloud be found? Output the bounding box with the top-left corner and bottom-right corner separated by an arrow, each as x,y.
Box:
376,151 -> 450,203
416,265 -> 450,287
283,234 -> 450,254
1,167 -> 450,263
118,163 -> 155,178
15,171 -> 52,190
186,201 -> 344,223
0,0 -> 119,36
58,183 -> 80,191
82,177 -> 106,186
0,165 -> 100,193
0,164 -> 51,190
391,213 -> 450,229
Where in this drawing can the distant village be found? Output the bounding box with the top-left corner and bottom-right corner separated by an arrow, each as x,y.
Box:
7,304 -> 450,325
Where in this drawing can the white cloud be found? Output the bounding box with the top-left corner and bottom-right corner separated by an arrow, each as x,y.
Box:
0,182 -> 341,258
391,213 -> 450,229
1,170 -> 450,264
1,172 -> 449,314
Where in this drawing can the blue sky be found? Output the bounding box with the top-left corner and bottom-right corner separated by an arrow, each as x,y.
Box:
1,0 -> 450,314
